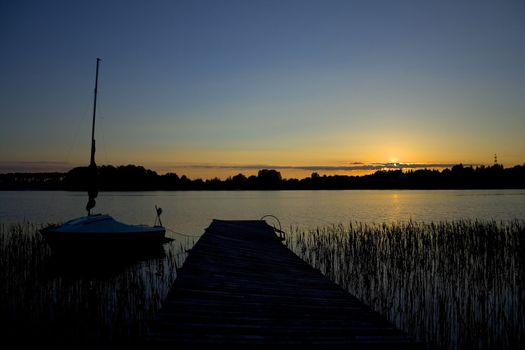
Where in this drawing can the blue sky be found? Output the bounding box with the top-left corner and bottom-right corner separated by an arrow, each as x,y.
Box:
1,0 -> 524,178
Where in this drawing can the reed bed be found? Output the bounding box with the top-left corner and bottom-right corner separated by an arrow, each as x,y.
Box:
0,222 -> 193,349
287,220 -> 524,350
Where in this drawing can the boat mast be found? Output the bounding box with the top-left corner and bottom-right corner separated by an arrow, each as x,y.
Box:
86,58 -> 101,215
90,58 -> 101,166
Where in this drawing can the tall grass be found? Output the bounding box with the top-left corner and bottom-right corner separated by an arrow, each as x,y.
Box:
3,220 -> 523,349
287,220 -> 524,350
0,222 -> 193,349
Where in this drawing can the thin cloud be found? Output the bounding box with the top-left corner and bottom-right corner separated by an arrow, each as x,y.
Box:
0,161 -> 72,173
179,162 -> 473,172
0,161 -> 483,174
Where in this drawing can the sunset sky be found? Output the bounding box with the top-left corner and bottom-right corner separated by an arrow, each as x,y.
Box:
1,0 -> 524,179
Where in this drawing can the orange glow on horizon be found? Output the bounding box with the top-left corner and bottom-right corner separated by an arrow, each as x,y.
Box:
147,161 -> 463,180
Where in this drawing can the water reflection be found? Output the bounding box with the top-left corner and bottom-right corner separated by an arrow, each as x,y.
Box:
388,192 -> 401,221
42,242 -> 170,279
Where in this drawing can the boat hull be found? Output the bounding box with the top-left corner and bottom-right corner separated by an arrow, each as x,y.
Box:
41,227 -> 168,246
40,214 -> 170,252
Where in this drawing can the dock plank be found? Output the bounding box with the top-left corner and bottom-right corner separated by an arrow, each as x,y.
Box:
146,220 -> 422,349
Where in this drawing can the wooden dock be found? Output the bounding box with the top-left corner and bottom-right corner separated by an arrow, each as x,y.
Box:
146,220 -> 422,349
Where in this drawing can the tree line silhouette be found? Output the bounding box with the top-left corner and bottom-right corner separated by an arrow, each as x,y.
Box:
1,163 -> 524,190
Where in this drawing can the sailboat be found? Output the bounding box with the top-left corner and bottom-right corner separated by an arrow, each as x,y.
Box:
40,58 -> 167,250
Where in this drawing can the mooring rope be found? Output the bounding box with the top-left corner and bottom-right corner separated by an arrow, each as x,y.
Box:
165,227 -> 202,238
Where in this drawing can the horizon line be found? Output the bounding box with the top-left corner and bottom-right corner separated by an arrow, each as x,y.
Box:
0,160 -> 517,178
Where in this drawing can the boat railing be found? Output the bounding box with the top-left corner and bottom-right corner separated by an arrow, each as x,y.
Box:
260,214 -> 286,241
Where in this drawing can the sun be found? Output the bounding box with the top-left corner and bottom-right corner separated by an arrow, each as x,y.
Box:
389,157 -> 399,164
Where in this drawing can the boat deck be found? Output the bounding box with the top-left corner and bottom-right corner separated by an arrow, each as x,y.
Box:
146,219 -> 422,349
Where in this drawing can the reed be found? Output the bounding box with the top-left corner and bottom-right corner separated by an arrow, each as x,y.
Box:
2,220 -> 523,349
287,220 -> 524,350
0,222 -> 193,349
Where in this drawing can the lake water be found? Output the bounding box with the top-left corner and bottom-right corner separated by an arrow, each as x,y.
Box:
1,190 -> 524,237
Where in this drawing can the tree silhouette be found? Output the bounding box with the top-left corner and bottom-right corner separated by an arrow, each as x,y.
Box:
257,169 -> 282,189
1,164 -> 524,190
